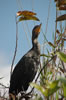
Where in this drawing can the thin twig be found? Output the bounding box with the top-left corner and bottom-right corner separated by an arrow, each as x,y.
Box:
16,0 -> 23,10
45,0 -> 51,35
43,0 -> 51,61
54,8 -> 57,44
10,17 -> 18,79
0,83 -> 9,89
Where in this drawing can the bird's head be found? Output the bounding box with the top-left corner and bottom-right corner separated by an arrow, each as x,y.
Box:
32,23 -> 42,41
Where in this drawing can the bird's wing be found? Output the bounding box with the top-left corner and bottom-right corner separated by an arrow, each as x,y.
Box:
10,53 -> 38,83
9,50 -> 40,94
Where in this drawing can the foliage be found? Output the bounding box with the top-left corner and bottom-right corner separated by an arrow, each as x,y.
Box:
31,78 -> 66,99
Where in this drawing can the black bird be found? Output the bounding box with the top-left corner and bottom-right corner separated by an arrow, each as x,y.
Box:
9,24 -> 41,98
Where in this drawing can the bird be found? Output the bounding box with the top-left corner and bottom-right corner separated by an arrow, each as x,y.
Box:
9,23 -> 41,99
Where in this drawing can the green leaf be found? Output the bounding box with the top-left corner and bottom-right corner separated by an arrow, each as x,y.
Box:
63,84 -> 66,97
59,77 -> 66,84
40,54 -> 51,58
46,80 -> 60,96
47,80 -> 59,89
30,81 -> 60,97
48,86 -> 60,97
30,83 -> 48,97
56,92 -> 59,100
56,51 -> 66,62
59,77 -> 66,97
18,15 -> 40,22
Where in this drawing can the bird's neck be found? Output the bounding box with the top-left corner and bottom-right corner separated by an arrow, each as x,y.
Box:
32,38 -> 40,55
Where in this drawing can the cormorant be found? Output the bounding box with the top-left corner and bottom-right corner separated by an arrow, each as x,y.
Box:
9,23 -> 41,99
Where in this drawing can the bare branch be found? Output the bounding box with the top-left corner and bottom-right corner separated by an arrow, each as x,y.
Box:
0,83 -> 9,89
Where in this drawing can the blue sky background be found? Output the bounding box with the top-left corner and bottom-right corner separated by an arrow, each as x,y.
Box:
0,0 -> 56,85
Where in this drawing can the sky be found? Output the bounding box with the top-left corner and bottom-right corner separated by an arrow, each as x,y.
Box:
0,0 -> 56,86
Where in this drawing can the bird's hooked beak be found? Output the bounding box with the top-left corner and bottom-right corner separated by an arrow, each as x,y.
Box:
34,23 -> 42,36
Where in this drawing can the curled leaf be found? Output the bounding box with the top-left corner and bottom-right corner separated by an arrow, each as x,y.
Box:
17,10 -> 36,17
18,15 -> 40,22
56,14 -> 66,22
56,51 -> 66,62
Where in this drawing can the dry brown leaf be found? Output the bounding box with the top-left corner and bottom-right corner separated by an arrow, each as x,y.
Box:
19,15 -> 40,22
54,0 -> 58,2
56,0 -> 66,7
56,14 -> 66,22
48,42 -> 56,48
17,10 -> 36,17
56,29 -> 60,35
58,5 -> 66,10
